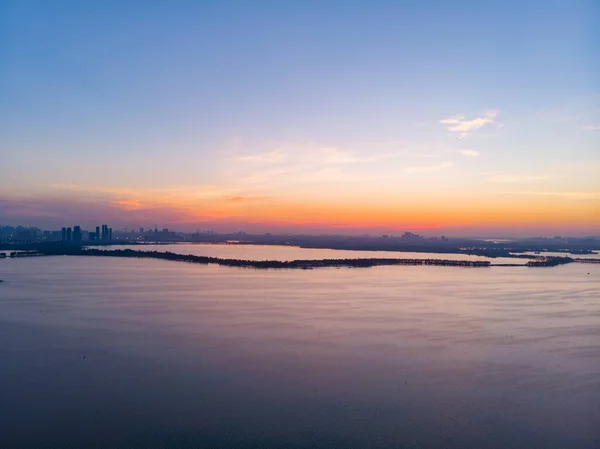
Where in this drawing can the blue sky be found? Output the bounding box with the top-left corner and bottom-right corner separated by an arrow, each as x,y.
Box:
1,1 -> 599,235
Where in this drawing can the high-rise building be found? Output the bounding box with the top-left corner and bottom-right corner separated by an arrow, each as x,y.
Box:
96,226 -> 100,240
61,227 -> 67,241
140,227 -> 144,234
73,226 -> 82,242
101,224 -> 107,240
66,227 -> 72,241
88,232 -> 96,241
108,228 -> 112,240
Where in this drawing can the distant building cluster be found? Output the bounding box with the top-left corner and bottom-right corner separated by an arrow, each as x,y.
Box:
60,224 -> 112,242
0,223 -> 189,245
0,225 -> 41,244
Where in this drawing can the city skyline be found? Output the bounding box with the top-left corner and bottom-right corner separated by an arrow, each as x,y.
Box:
2,1 -> 599,237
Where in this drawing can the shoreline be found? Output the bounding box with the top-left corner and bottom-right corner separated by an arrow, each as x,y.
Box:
3,240 -> 598,260
3,247 -> 578,269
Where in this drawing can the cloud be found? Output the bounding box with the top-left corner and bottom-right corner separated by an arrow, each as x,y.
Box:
233,145 -> 408,188
457,149 -> 480,157
240,146 -> 395,167
489,174 -> 554,183
237,150 -> 286,163
507,191 -> 600,199
440,111 -> 499,138
315,147 -> 366,164
404,162 -> 454,174
0,196 -> 203,229
112,199 -> 142,210
235,145 -> 459,187
225,195 -> 271,203
311,147 -> 405,164
52,183 -> 231,202
584,125 -> 600,131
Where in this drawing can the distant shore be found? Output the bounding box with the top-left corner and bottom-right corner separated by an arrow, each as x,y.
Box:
2,245 -> 581,269
3,236 -> 598,262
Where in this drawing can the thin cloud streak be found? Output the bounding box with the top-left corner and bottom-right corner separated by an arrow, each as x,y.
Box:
225,195 -> 272,203
237,150 -> 286,163
231,145 -> 431,188
404,162 -> 454,174
489,174 -> 555,183
237,146 -> 410,167
457,149 -> 480,157
507,191 -> 600,199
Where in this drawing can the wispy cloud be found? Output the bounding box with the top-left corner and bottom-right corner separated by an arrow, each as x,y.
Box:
312,147 -> 370,164
225,195 -> 271,203
507,191 -> 600,199
232,143 -> 463,189
233,145 -> 401,187
239,146 -> 397,167
404,162 -> 454,174
52,183 -> 230,199
237,150 -> 286,163
457,149 -> 480,157
584,125 -> 600,131
0,196 -> 205,228
112,199 -> 143,210
489,174 -> 555,183
440,111 -> 499,138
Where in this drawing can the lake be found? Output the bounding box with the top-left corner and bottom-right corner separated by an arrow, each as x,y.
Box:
97,243 -> 530,265
1,255 -> 599,448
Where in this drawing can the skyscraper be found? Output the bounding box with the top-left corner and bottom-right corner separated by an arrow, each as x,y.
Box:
96,226 -> 100,240
61,227 -> 66,241
108,228 -> 112,240
66,227 -> 72,241
73,226 -> 82,242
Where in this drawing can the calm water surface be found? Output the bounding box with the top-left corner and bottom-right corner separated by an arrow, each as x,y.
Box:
100,243 -> 529,265
1,256 -> 599,448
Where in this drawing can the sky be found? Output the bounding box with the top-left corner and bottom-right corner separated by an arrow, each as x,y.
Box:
1,0 -> 599,237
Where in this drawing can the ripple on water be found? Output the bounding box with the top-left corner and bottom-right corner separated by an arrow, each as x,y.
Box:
0,256 -> 599,449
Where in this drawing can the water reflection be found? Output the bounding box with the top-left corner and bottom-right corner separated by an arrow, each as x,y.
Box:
1,257 -> 599,448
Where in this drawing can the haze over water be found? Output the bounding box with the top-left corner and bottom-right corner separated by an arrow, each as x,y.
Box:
2,255 -> 599,448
